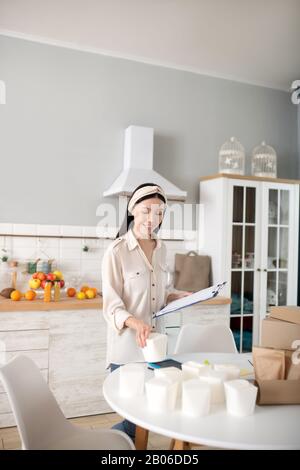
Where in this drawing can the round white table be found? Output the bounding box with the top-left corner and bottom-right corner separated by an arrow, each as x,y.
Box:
103,353 -> 300,450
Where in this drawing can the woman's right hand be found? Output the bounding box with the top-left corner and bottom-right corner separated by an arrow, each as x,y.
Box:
125,316 -> 152,348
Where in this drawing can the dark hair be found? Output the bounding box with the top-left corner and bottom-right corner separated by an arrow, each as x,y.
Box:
115,183 -> 166,238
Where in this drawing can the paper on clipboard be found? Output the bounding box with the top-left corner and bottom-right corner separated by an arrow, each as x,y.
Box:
154,281 -> 227,318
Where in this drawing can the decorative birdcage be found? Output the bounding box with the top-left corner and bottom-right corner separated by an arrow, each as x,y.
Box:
218,137 -> 245,175
251,141 -> 277,178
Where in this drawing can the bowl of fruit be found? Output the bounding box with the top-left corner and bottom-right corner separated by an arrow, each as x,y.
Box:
28,270 -> 65,298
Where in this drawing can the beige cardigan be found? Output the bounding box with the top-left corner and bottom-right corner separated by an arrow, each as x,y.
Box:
102,228 -> 170,367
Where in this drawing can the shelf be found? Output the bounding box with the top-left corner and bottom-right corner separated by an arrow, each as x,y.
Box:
232,223 -> 256,226
231,268 -> 254,272
230,314 -> 254,318
200,173 -> 300,185
266,269 -> 288,272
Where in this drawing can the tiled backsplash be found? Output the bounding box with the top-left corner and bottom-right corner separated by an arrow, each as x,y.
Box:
0,224 -> 198,293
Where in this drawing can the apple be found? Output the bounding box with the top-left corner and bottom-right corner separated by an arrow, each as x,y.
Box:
32,272 -> 39,279
41,280 -> 47,289
37,272 -> 46,282
47,273 -> 56,281
59,280 -> 65,288
53,270 -> 63,280
29,278 -> 41,290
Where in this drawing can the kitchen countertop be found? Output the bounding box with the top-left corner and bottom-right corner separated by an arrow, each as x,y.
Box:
0,294 -> 103,312
0,295 -> 230,312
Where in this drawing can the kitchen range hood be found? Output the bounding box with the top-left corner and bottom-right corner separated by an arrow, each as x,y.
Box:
103,126 -> 187,201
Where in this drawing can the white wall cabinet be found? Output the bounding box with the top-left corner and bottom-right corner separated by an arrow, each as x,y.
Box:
199,175 -> 299,352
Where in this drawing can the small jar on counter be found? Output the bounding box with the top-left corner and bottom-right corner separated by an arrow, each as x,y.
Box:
53,280 -> 61,302
44,280 -> 52,302
9,261 -> 19,290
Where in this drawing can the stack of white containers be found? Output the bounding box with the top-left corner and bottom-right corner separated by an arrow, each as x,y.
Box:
117,359 -> 258,418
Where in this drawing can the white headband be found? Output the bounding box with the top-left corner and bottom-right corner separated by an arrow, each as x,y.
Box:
128,185 -> 167,214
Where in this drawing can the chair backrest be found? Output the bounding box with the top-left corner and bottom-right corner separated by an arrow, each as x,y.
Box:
0,355 -> 71,449
174,323 -> 238,354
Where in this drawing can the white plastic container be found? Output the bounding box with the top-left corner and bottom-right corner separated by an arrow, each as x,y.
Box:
182,379 -> 211,417
198,370 -> 227,404
181,361 -> 212,380
214,364 -> 240,381
154,367 -> 183,397
224,379 -> 258,417
119,363 -> 145,397
154,366 -> 183,383
142,333 -> 168,363
145,377 -> 178,413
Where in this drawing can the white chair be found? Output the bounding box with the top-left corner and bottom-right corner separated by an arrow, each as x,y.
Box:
0,356 -> 135,450
174,324 -> 238,354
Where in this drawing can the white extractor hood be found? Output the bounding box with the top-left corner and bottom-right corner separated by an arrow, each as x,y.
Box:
103,126 -> 187,201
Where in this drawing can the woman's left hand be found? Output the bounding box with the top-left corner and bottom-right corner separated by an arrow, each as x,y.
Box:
166,291 -> 192,304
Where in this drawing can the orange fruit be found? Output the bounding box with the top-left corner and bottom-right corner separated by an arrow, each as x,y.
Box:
80,285 -> 90,293
90,287 -> 98,296
85,289 -> 95,299
25,290 -> 36,301
10,290 -> 22,301
67,287 -> 76,297
77,292 -> 86,300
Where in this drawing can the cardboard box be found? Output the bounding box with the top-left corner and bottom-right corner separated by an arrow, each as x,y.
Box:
270,306 -> 300,325
256,379 -> 300,405
260,317 -> 300,350
253,346 -> 300,405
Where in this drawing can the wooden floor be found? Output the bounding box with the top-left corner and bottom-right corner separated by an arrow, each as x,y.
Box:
0,413 -> 212,450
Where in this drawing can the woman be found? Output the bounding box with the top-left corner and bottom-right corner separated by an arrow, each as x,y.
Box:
102,183 -> 191,440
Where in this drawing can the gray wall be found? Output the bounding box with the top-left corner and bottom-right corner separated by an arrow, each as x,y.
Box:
298,104 -> 300,177
0,35 -> 298,227
296,99 -> 300,305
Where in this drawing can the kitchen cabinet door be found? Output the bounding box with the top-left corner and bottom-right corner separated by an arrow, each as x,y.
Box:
227,180 -> 261,352
199,175 -> 299,355
259,183 -> 299,321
